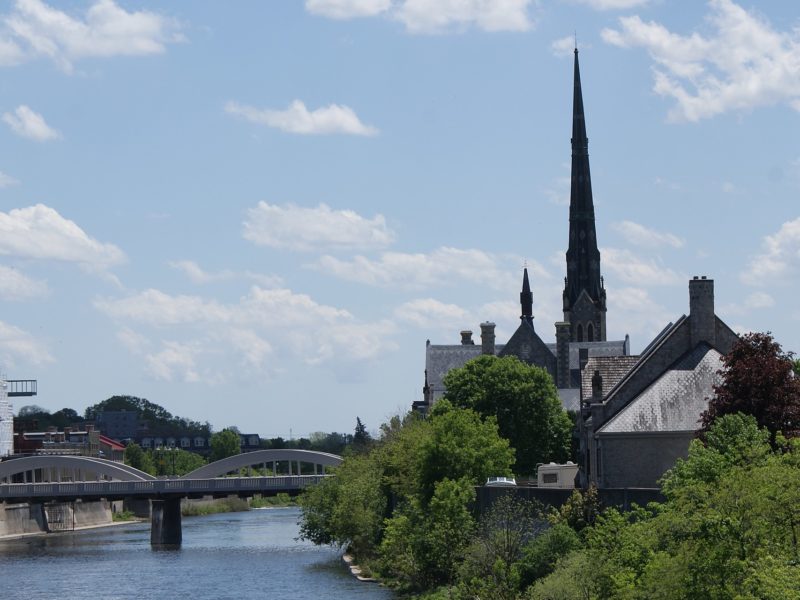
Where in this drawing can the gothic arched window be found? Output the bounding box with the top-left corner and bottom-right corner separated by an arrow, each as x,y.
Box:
577,323 -> 583,342
587,323 -> 594,342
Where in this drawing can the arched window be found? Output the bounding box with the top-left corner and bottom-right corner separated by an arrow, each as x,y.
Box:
587,323 -> 594,342
577,323 -> 583,342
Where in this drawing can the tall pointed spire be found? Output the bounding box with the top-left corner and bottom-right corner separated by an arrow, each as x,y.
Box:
563,48 -> 607,342
520,267 -> 533,324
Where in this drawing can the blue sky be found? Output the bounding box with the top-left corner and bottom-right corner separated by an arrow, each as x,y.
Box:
1,0 -> 798,438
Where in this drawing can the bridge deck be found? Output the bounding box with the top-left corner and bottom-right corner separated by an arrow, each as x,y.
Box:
0,475 -> 328,503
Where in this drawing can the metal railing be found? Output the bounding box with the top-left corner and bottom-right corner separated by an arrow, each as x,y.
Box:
0,475 -> 328,501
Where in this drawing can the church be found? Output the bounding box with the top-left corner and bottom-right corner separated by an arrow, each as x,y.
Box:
417,48 -> 630,415
416,49 -> 738,490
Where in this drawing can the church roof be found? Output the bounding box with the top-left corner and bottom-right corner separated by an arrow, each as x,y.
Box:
425,344 -> 505,394
598,344 -> 723,434
580,355 -> 641,402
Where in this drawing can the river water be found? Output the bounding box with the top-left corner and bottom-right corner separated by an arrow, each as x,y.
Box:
0,507 -> 396,600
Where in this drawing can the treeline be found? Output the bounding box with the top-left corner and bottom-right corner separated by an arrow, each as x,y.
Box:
298,334 -> 800,598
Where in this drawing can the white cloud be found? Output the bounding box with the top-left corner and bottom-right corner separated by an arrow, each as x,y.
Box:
607,286 -> 672,341
551,36 -> 575,58
0,265 -> 48,300
96,285 -> 398,374
602,247 -> 682,285
0,204 -> 125,270
568,0 -> 649,9
394,298 -> 471,330
602,0 -> 800,121
305,0 -> 391,19
169,259 -> 284,288
3,105 -> 59,141
316,247 -> 527,291
0,171 -> 19,187
305,0 -> 535,33
116,327 -> 150,354
722,291 -> 775,316
0,0 -> 183,71
612,220 -> 685,248
225,100 -> 378,136
243,202 -> 394,252
741,216 -> 800,285
0,319 -> 53,366
395,0 -> 534,34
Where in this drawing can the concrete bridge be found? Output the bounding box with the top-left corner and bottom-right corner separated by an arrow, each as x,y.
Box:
0,449 -> 342,547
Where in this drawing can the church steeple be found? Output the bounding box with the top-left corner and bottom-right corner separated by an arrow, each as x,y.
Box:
520,267 -> 533,324
563,48 -> 607,342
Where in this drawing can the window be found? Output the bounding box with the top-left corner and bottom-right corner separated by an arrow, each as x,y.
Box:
542,473 -> 558,484
577,324 -> 583,342
587,323 -> 594,342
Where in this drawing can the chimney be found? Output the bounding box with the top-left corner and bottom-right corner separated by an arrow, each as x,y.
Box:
555,322 -> 571,389
85,423 -> 94,432
689,276 -> 715,346
480,322 -> 496,355
592,369 -> 603,401
460,330 -> 474,345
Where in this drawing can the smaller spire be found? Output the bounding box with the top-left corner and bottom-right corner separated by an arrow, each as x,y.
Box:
520,267 -> 533,323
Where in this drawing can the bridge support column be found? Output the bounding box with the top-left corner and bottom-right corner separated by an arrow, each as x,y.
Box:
150,498 -> 182,548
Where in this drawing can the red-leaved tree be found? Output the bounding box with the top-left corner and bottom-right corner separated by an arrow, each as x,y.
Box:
700,332 -> 800,442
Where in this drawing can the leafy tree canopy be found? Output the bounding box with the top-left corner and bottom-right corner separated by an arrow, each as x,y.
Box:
210,428 -> 241,462
443,355 -> 572,474
700,332 -> 800,441
85,395 -> 211,437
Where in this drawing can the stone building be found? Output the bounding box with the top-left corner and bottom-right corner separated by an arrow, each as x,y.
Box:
417,48 -> 629,414
579,277 -> 737,488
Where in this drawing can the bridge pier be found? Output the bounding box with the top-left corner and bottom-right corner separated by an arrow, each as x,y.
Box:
150,498 -> 182,548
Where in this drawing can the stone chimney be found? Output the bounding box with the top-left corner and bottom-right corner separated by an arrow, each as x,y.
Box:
480,322 -> 496,355
592,369 -> 603,401
555,322 -> 571,389
689,276 -> 715,347
460,330 -> 474,345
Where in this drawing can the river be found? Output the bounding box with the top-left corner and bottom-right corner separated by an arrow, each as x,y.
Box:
0,507 -> 396,600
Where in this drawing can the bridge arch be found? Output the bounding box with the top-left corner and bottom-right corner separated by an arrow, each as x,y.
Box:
0,455 -> 156,483
182,449 -> 343,479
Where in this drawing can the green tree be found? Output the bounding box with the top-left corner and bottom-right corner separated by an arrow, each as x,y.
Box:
443,355 -> 572,475
418,400 -> 515,500
124,442 -> 154,474
352,416 -> 372,451
210,428 -> 241,462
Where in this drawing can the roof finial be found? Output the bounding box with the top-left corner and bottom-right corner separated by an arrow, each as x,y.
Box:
574,30 -> 578,53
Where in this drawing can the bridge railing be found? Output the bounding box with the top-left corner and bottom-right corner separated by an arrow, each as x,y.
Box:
0,475 -> 330,501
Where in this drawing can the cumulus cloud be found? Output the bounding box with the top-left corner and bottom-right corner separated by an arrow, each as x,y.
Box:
612,220 -> 685,248
3,105 -> 59,141
551,36 -> 576,58
306,0 -> 535,34
225,100 -> 378,136
0,0 -> 183,72
0,319 -> 53,366
95,285 -> 398,373
602,0 -> 800,121
243,202 -> 394,252
741,217 -> 800,285
0,265 -> 48,300
607,286 -> 672,340
394,298 -> 471,330
568,0 -> 649,9
602,247 -> 682,285
722,291 -> 775,317
0,204 -> 124,270
316,247 -> 527,291
0,171 -> 19,187
169,259 -> 284,288
305,0 -> 391,19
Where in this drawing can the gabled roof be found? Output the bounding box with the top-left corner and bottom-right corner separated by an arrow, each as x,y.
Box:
580,355 -> 641,402
425,344 -> 505,393
598,344 -> 723,434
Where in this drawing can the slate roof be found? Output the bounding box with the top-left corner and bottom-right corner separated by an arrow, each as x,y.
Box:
425,344 -> 505,399
580,355 -> 641,402
545,339 -> 628,369
598,343 -> 722,434
558,388 -> 581,412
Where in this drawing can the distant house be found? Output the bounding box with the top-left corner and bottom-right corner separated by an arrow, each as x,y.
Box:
578,277 -> 737,489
